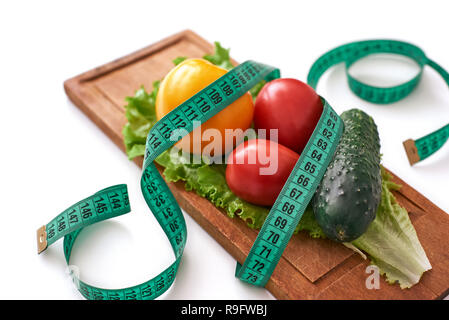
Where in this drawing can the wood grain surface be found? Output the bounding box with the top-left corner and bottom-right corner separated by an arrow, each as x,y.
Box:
64,29 -> 449,300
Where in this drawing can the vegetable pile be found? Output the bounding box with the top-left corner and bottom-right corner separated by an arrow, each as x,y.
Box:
122,42 -> 431,289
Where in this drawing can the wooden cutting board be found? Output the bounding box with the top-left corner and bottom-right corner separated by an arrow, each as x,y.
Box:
64,30 -> 449,300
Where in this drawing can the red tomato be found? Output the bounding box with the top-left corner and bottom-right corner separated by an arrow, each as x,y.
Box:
225,139 -> 299,206
253,78 -> 323,154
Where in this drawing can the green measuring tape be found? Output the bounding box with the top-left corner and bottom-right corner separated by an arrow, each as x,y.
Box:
307,39 -> 449,165
39,60 -> 343,298
234,101 -> 342,286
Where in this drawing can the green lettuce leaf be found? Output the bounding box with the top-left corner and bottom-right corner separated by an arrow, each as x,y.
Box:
122,82 -> 160,159
351,167 -> 432,288
173,56 -> 187,66
155,148 -> 325,237
203,41 -> 234,70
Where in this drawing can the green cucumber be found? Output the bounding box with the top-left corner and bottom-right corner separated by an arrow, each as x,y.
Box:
312,108 -> 381,242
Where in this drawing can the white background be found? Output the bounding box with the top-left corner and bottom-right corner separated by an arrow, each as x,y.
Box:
1,0 -> 448,300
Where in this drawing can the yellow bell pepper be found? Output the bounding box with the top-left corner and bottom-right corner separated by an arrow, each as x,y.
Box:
156,59 -> 254,156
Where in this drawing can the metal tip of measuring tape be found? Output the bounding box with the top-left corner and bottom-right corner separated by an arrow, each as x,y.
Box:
36,225 -> 48,254
403,139 -> 420,166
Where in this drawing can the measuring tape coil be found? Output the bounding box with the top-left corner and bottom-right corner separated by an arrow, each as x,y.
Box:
307,39 -> 449,165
